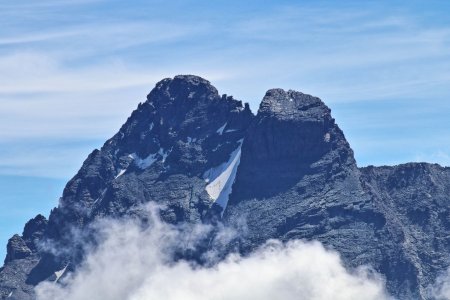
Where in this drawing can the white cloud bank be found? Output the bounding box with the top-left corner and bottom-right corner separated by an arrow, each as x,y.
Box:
35,205 -> 391,300
427,269 -> 450,299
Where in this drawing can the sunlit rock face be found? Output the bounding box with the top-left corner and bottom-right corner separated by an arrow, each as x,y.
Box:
1,75 -> 450,300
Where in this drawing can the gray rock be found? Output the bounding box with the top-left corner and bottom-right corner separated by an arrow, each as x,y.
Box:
1,75 -> 449,299
4,236 -> 32,264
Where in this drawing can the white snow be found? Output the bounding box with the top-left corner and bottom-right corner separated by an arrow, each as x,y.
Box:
216,123 -> 227,135
187,137 -> 197,144
203,139 -> 243,212
225,129 -> 237,133
149,122 -> 154,131
115,169 -> 126,179
92,188 -> 107,205
158,148 -> 170,163
129,152 -> 158,169
7,292 -> 12,298
54,265 -> 68,283
128,148 -> 171,169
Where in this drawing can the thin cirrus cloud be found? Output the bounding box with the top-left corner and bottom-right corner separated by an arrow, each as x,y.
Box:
225,7 -> 450,79
0,0 -> 104,11
0,21 -> 206,55
0,52 -> 161,94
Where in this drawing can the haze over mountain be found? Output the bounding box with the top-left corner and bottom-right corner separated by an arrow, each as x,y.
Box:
1,75 -> 450,300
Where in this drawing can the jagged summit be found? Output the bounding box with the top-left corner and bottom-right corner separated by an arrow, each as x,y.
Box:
250,87 -> 349,165
147,75 -> 221,108
1,75 -> 450,300
156,74 -> 215,89
259,88 -> 330,121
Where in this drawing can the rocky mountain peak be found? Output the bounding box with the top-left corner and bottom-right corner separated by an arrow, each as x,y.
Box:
106,75 -> 253,174
259,88 -> 331,121
148,75 -> 220,108
46,75 -> 255,247
226,87 -> 356,211
4,235 -> 32,264
22,215 -> 47,240
237,88 -> 351,165
2,76 -> 450,300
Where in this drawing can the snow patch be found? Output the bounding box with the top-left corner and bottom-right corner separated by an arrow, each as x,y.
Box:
187,137 -> 197,144
216,123 -> 227,135
129,153 -> 158,169
203,139 -> 243,212
54,265 -> 68,283
128,148 -> 171,169
93,188 -> 107,205
7,292 -> 12,298
158,148 -> 170,163
115,169 -> 126,179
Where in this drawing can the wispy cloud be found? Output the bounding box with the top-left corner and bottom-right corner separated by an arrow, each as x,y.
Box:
0,21 -> 206,54
1,0 -> 450,179
0,0 -> 103,10
0,52 -> 157,93
35,204 -> 390,300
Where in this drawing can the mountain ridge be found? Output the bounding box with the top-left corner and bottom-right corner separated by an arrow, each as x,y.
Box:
1,75 -> 450,300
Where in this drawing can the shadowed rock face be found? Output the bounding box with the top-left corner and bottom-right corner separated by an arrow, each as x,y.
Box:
360,164 -> 450,296
229,88 -> 354,200
225,87 -> 392,290
1,75 -> 449,300
4,236 -> 32,264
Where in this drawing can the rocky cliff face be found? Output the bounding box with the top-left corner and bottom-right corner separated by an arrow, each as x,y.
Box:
225,88 -> 382,258
1,75 -> 449,300
360,163 -> 450,296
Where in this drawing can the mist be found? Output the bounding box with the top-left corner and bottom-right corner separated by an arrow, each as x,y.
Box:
35,204 -> 391,300
427,269 -> 450,299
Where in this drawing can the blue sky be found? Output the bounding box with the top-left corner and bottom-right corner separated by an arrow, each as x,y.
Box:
1,0 -> 450,260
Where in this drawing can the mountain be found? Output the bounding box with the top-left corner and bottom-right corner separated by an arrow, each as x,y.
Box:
1,75 -> 449,300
